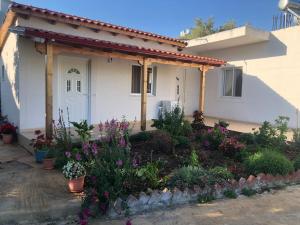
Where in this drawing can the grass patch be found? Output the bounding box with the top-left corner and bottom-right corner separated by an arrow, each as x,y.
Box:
241,188 -> 256,197
223,190 -> 237,199
197,193 -> 215,204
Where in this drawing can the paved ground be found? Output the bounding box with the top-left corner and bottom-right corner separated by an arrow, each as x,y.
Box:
0,143 -> 80,225
97,185 -> 300,225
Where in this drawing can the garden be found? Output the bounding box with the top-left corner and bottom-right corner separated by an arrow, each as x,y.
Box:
1,107 -> 300,225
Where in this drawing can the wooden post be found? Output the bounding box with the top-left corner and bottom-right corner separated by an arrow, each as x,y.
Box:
45,43 -> 53,139
141,58 -> 149,131
199,67 -> 206,113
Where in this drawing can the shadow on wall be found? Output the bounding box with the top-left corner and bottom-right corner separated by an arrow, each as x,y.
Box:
206,33 -> 287,61
206,73 -> 299,128
0,51 -> 20,128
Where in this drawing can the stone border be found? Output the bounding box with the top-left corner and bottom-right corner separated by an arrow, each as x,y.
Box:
108,170 -> 300,218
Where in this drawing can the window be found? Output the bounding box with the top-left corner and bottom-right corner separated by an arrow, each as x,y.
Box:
131,65 -> 157,95
76,80 -> 81,92
66,80 -> 71,92
223,67 -> 243,97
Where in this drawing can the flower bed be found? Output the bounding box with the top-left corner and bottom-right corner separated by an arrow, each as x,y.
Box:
51,109 -> 300,224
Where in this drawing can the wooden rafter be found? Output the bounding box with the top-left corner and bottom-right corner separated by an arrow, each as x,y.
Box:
0,10 -> 17,52
11,7 -> 186,48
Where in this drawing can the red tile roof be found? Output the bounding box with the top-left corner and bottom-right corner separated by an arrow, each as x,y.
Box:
15,26 -> 225,67
10,2 -> 187,47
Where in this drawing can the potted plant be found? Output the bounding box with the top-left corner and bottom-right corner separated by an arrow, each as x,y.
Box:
62,160 -> 86,193
43,148 -> 56,170
0,122 -> 17,144
31,130 -> 52,163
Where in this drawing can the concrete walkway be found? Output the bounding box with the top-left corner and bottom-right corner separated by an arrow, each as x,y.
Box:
0,143 -> 80,225
97,185 -> 300,225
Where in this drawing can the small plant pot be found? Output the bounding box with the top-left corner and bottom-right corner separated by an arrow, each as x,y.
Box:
43,158 -> 55,170
2,134 -> 13,144
68,176 -> 85,193
35,149 -> 48,163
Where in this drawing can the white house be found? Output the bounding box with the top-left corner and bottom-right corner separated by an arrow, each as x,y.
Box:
0,1 -> 224,140
186,25 -> 300,129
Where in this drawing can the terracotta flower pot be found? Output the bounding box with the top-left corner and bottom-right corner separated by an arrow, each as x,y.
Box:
2,134 -> 13,144
68,176 -> 85,193
43,158 -> 55,170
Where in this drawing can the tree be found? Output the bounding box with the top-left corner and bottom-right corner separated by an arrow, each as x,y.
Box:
180,18 -> 237,39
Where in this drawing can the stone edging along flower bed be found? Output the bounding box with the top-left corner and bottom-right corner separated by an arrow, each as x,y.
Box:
107,170 -> 300,218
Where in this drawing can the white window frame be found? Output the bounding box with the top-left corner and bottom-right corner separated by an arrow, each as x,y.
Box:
130,65 -> 156,96
222,67 -> 243,98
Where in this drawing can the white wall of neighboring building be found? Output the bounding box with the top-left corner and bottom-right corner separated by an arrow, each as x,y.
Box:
189,26 -> 300,128
0,32 -> 20,127
17,37 -> 200,130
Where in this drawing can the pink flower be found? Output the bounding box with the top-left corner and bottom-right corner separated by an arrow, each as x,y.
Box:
83,143 -> 89,155
207,128 -> 213,134
126,219 -> 132,225
116,159 -> 123,167
79,219 -> 88,225
104,191 -> 109,199
65,151 -> 71,158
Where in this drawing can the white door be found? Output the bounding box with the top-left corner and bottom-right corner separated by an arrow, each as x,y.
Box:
60,57 -> 89,123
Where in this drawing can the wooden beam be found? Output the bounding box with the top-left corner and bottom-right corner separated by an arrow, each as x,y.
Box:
141,58 -> 149,131
45,43 -> 54,139
0,10 -> 16,52
199,67 -> 207,113
11,7 -> 186,48
148,58 -> 202,69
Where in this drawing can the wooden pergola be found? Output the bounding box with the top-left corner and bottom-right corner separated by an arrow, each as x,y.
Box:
7,26 -> 225,138
0,4 -> 225,139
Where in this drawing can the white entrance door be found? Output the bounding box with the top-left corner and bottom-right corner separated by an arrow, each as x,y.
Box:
59,56 -> 89,123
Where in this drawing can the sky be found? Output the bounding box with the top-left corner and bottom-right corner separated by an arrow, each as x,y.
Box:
15,0 -> 282,38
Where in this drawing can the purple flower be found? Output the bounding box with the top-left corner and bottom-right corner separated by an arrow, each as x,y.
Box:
207,128 -> 213,134
99,122 -> 104,132
126,220 -> 132,225
79,219 -> 88,225
75,153 -> 82,161
203,140 -> 210,147
65,151 -> 71,158
91,175 -> 97,183
132,158 -> 139,168
83,143 -> 89,156
91,143 -> 98,156
119,136 -> 126,148
116,159 -> 123,167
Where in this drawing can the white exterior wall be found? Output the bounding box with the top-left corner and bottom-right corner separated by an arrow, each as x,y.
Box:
17,17 -> 178,52
17,37 -> 200,130
0,32 -> 20,127
192,26 -> 300,128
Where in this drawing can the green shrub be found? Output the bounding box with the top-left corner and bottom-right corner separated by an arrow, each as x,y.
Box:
136,162 -> 163,189
188,149 -> 200,167
198,193 -> 215,203
253,116 -> 289,148
245,149 -> 294,176
151,105 -> 191,137
209,166 -> 234,184
129,131 -> 151,142
174,135 -> 190,148
239,133 -> 256,145
241,188 -> 256,197
170,166 -> 210,188
294,156 -> 300,171
292,128 -> 300,148
223,189 -> 237,199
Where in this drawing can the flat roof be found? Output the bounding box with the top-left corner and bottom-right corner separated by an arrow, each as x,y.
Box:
187,25 -> 270,53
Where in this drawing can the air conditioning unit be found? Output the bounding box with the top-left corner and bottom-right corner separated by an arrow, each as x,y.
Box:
159,100 -> 181,115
